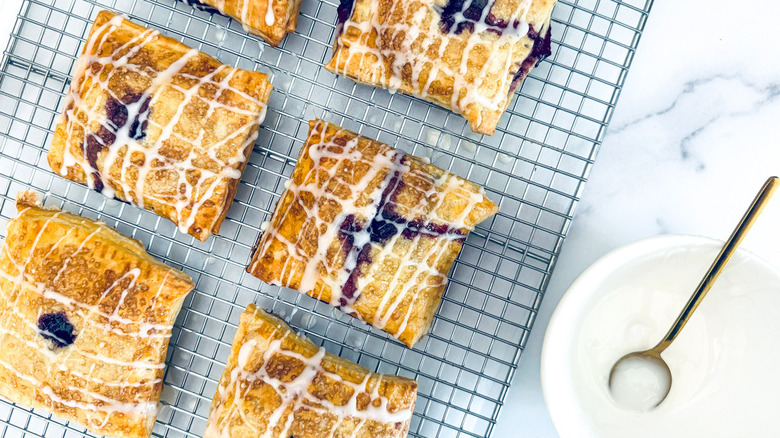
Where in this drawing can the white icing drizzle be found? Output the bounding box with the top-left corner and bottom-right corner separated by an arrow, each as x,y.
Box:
332,0 -> 541,127
251,120 -> 487,341
204,0 -> 277,33
206,329 -> 413,437
58,13 -> 268,237
0,260 -> 172,340
0,207 -> 176,425
0,357 -> 158,416
266,0 -> 276,26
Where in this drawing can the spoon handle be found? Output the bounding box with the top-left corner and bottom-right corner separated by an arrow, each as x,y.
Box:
652,176 -> 780,354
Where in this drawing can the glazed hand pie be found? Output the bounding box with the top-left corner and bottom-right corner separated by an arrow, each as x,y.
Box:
47,10 -> 272,241
248,120 -> 498,347
182,0 -> 301,46
0,192 -> 194,438
205,304 -> 417,438
326,0 -> 557,135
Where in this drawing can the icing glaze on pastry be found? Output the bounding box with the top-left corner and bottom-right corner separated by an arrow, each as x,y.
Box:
248,120 -> 498,347
266,0 -> 276,26
180,0 -> 302,46
327,0 -> 557,135
219,338 -> 412,432
204,304 -> 417,438
0,192 -> 194,438
48,11 -> 272,241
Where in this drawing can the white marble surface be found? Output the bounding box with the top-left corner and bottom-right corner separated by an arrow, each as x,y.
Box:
0,0 -> 778,436
494,0 -> 780,436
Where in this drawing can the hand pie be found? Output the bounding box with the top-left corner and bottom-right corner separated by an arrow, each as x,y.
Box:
47,10 -> 273,241
182,0 -> 301,46
326,0 -> 557,135
0,192 -> 194,438
205,304 -> 417,438
248,120 -> 498,347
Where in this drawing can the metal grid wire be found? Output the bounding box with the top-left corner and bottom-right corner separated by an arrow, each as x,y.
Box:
0,0 -> 652,436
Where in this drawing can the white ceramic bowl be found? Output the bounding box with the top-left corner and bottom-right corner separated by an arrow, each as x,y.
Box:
541,235 -> 780,438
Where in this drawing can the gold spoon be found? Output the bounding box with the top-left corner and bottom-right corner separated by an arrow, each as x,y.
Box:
608,176 -> 780,410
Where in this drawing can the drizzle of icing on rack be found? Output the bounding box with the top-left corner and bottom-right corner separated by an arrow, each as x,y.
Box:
0,206 -> 178,430
206,318 -> 413,437
330,0 -> 552,129
250,120 -> 487,342
57,13 -> 268,238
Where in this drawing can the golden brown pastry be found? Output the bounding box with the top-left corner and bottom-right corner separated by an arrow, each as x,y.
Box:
183,0 -> 301,46
326,0 -> 557,135
248,120 -> 498,347
205,304 -> 417,438
0,191 -> 194,438
47,10 -> 273,241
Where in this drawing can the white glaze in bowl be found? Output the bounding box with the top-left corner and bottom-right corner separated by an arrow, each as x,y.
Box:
541,235 -> 780,437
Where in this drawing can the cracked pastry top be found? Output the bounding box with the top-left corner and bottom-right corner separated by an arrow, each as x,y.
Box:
0,191 -> 194,438
247,120 -> 498,348
181,0 -> 301,46
326,0 -> 557,135
47,10 -> 272,241
204,304 -> 417,438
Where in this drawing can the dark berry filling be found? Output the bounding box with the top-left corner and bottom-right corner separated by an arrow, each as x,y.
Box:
528,24 -> 553,64
508,24 -> 553,95
369,171 -> 402,244
38,312 -> 76,348
82,93 -> 151,194
439,0 -> 528,36
368,215 -> 400,243
440,0 -> 485,35
84,127 -> 112,193
335,160 -> 466,308
178,0 -> 222,15
337,215 -> 362,306
335,0 -> 357,41
340,244 -> 373,308
337,0 -> 356,27
109,92 -> 151,141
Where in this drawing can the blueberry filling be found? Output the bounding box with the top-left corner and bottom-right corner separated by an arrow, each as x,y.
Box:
335,0 -> 357,41
438,0 -> 528,36
368,171 -> 403,244
337,167 -> 400,307
401,217 -> 462,240
38,312 -> 76,348
108,92 -> 151,141
178,0 -> 222,15
335,163 -> 466,307
337,0 -> 356,27
508,24 -> 553,95
84,127 -> 113,193
369,214 -> 399,243
340,244 -> 373,308
439,0 -> 486,35
436,0 -> 555,69
527,24 -> 553,64
82,93 -> 151,193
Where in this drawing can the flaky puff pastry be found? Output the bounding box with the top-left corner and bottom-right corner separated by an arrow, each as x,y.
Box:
184,0 -> 302,47
248,120 -> 498,347
205,304 -> 417,438
0,192 -> 194,438
47,10 -> 272,241
326,0 -> 557,135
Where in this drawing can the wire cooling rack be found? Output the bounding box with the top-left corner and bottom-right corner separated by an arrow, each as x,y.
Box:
0,0 -> 652,436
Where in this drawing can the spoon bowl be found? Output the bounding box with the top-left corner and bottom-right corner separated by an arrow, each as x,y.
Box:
608,351 -> 670,411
